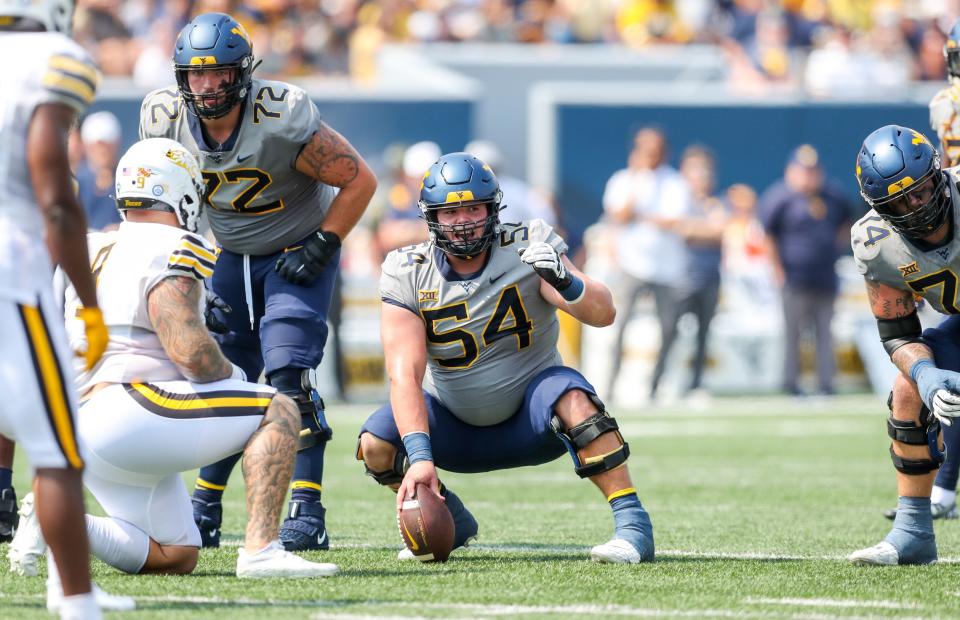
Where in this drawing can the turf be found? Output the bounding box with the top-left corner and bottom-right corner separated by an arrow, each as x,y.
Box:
2,394 -> 960,618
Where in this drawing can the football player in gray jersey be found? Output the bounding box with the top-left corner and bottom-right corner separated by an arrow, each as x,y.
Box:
357,153 -> 654,564
139,12 -> 376,552
848,125 -> 960,566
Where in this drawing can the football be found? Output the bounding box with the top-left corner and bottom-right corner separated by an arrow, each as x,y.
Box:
397,483 -> 455,562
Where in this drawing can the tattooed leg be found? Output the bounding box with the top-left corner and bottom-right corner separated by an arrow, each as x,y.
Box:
241,393 -> 299,552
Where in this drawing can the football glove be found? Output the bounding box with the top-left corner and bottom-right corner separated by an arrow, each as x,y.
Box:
275,230 -> 341,286
76,306 -> 108,371
911,359 -> 960,426
517,242 -> 572,291
204,290 -> 232,335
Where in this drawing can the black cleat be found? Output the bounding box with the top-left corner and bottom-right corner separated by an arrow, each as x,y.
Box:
0,487 -> 18,543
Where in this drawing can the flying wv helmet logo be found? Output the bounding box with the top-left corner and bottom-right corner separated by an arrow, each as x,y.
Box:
937,247 -> 952,261
912,131 -> 930,146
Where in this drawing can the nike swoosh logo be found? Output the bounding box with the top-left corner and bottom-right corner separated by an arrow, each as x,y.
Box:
208,529 -> 218,538
489,272 -> 506,284
317,531 -> 327,546
237,154 -> 253,163
401,520 -> 420,551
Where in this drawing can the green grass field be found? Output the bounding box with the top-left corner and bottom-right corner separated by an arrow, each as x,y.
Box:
2,394 -> 960,618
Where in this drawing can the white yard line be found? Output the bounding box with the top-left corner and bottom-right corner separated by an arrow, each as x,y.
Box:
0,593 -> 932,619
743,597 -> 921,610
211,539 -> 960,563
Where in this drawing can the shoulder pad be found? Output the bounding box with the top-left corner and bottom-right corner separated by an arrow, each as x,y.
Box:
140,87 -> 182,136
850,211 -> 892,264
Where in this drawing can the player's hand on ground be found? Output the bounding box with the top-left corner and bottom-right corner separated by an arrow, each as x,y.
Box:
517,242 -> 571,290
275,230 -> 341,286
203,290 -> 232,334
77,306 -> 108,370
396,461 -> 442,510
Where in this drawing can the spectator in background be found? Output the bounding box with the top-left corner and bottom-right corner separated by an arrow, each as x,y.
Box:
602,127 -> 692,404
374,140 -> 440,256
725,9 -> 803,93
76,111 -> 123,231
759,144 -> 851,396
465,139 -> 559,227
655,145 -> 728,406
73,0 -> 138,76
721,183 -> 777,311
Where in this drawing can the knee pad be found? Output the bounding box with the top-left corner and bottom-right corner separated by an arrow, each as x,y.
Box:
886,391 -> 944,475
355,439 -> 407,486
551,395 -> 630,479
268,368 -> 333,451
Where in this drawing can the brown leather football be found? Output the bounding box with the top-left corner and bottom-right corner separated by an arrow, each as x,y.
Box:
397,483 -> 455,562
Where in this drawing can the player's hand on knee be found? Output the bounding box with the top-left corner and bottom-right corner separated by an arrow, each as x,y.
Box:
932,389 -> 960,426
203,290 -> 232,335
275,230 -> 341,286
518,242 -> 570,290
396,461 -> 441,510
76,306 -> 108,370
910,359 -> 960,414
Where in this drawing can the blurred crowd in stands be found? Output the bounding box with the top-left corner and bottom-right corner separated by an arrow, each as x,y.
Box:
76,0 -> 960,94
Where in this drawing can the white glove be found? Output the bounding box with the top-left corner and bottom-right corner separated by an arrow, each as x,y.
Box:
931,389 -> 960,426
518,242 -> 568,287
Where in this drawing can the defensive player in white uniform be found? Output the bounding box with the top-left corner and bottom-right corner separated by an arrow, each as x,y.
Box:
0,1 -> 136,617
11,138 -> 339,579
849,125 -> 960,565
357,153 -> 654,563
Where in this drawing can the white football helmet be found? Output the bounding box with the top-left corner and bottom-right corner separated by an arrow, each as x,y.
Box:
115,138 -> 205,233
0,0 -> 76,34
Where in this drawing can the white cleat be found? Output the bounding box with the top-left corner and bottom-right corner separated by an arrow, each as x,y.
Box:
8,492 -> 46,576
848,541 -> 900,566
237,540 -> 339,578
46,583 -> 136,614
590,538 -> 643,564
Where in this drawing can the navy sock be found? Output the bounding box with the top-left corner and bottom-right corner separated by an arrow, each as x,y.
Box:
291,442 -> 325,504
194,452 -> 241,501
610,491 -> 654,560
192,487 -> 223,505
885,496 -> 937,564
0,468 -> 11,489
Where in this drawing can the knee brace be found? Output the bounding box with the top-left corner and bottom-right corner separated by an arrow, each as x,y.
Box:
551,395 -> 630,479
355,439 -> 407,486
886,391 -> 944,475
268,368 -> 333,451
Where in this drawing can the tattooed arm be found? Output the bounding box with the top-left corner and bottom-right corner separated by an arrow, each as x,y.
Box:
294,121 -> 377,240
865,277 -> 933,376
148,276 -> 233,383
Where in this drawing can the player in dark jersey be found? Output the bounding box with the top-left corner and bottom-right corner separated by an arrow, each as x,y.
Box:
140,12 -> 376,552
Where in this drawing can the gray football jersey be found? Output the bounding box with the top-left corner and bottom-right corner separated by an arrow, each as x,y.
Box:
852,168 -> 960,314
381,219 -> 567,426
139,79 -> 335,255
